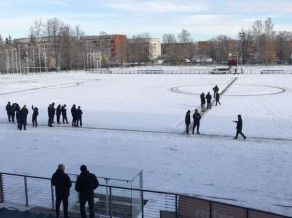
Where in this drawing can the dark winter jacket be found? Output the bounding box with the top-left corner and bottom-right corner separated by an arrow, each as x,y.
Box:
51,169 -> 72,198
185,112 -> 191,125
19,107 -> 29,122
235,118 -> 243,131
200,93 -> 206,104
193,112 -> 201,123
32,106 -> 39,119
216,92 -> 220,101
61,106 -> 67,116
76,109 -> 83,119
75,170 -> 99,198
71,105 -> 77,118
56,105 -> 62,116
206,93 -> 212,103
213,85 -> 219,93
6,103 -> 12,115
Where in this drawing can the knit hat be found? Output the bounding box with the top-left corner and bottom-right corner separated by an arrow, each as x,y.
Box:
80,165 -> 87,172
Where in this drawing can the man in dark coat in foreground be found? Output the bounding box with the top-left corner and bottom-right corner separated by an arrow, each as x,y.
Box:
75,165 -> 99,218
19,105 -> 29,130
51,164 -> 72,218
233,115 -> 247,140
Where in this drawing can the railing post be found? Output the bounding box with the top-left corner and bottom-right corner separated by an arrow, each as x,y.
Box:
51,184 -> 55,210
0,173 -> 4,203
210,201 -> 212,218
141,190 -> 144,218
109,187 -> 112,218
175,194 -> 178,218
24,176 -> 29,207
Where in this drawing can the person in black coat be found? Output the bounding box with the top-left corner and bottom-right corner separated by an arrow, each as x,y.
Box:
71,104 -> 77,126
206,92 -> 212,109
200,92 -> 206,112
48,104 -> 53,127
56,104 -> 62,124
213,85 -> 219,98
6,102 -> 12,122
31,105 -> 39,127
51,164 -> 72,218
61,104 -> 68,124
19,105 -> 29,130
12,103 -> 20,123
185,110 -> 191,134
233,115 -> 246,140
75,165 -> 99,218
215,92 -> 221,106
76,106 -> 83,127
51,102 -> 56,123
192,109 -> 201,134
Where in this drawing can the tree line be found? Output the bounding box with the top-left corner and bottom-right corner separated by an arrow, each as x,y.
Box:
1,17 -> 292,73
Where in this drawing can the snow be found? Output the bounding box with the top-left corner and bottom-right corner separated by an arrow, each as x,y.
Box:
0,69 -> 291,216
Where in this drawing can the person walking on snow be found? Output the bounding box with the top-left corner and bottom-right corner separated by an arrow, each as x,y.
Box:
233,115 -> 246,140
192,109 -> 201,134
215,92 -> 221,106
185,110 -> 191,134
6,102 -> 12,122
213,85 -> 219,98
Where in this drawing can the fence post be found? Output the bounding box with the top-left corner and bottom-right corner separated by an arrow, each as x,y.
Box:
0,173 -> 3,203
141,190 -> 144,218
175,194 -> 178,218
109,187 -> 112,218
210,201 -> 212,218
24,176 -> 29,207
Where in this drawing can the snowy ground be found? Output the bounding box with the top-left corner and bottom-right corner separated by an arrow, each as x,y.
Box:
0,69 -> 291,216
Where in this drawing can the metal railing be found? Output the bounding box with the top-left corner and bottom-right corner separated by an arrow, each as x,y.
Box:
0,172 -> 290,218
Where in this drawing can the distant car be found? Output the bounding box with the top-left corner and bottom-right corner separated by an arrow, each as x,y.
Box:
210,67 -> 231,74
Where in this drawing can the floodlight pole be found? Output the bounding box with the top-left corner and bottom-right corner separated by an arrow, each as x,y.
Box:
239,31 -> 245,74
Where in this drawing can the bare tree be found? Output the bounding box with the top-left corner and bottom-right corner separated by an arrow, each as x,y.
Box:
162,33 -> 177,43
177,29 -> 192,43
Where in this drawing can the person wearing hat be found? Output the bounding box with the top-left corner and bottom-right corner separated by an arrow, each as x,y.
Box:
75,165 -> 99,218
192,109 -> 201,134
185,110 -> 191,134
51,164 -> 72,218
233,114 -> 247,140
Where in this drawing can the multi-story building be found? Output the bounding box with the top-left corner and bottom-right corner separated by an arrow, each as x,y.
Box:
127,38 -> 161,63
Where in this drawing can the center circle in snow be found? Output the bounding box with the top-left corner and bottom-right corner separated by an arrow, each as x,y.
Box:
170,84 -> 285,96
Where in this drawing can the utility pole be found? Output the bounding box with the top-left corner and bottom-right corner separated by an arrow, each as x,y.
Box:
239,31 -> 245,74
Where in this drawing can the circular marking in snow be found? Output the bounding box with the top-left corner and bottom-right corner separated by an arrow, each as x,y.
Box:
170,84 -> 285,96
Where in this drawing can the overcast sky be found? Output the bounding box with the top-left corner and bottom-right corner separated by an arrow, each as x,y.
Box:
1,0 -> 292,41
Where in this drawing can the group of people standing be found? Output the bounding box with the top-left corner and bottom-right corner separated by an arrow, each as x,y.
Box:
5,102 -> 30,130
48,103 -> 83,127
185,85 -> 247,140
51,164 -> 99,218
200,85 -> 221,112
5,101 -> 83,130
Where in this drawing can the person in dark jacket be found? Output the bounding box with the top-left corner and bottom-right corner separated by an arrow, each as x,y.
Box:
12,103 -> 20,123
213,85 -> 219,98
71,104 -> 77,126
200,92 -> 206,112
51,164 -> 72,218
31,105 -> 39,127
75,165 -> 99,218
19,105 -> 29,130
185,110 -> 191,134
61,104 -> 68,124
233,115 -> 246,140
51,102 -> 56,123
6,102 -> 12,122
56,104 -> 62,124
206,92 -> 212,109
192,109 -> 201,134
215,92 -> 221,106
76,106 -> 83,127
48,104 -> 53,127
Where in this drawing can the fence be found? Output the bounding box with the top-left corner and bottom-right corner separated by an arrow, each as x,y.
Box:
0,172 -> 290,218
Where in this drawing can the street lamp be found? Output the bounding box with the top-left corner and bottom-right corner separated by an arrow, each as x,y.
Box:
239,31 -> 245,73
